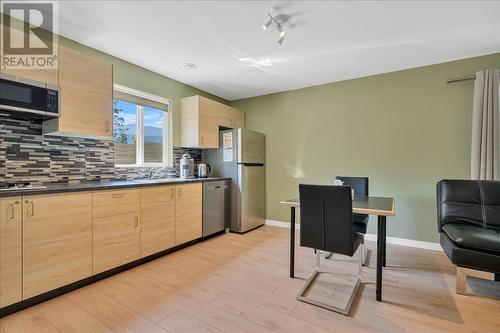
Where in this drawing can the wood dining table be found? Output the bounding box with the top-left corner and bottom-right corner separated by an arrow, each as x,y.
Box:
280,196 -> 395,301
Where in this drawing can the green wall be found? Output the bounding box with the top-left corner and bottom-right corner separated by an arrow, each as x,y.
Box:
231,53 -> 500,243
60,37 -> 227,147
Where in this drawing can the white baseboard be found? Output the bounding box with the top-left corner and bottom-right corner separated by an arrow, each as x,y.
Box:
265,219 -> 442,252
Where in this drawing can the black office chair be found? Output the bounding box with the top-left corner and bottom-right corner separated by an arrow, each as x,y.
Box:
298,184 -> 363,315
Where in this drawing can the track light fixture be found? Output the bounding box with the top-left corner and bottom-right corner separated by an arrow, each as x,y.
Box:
262,14 -> 272,31
262,13 -> 287,45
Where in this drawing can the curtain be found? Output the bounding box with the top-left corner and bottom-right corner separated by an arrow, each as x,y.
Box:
471,69 -> 500,180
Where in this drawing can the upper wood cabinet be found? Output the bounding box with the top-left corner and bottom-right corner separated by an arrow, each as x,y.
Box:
22,193 -> 92,299
43,46 -> 113,139
92,189 -> 141,274
140,186 -> 176,257
0,197 -> 22,307
0,67 -> 58,87
175,183 -> 202,245
0,21 -> 58,86
180,95 -> 245,148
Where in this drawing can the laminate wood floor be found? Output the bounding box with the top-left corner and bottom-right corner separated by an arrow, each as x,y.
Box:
1,225 -> 499,333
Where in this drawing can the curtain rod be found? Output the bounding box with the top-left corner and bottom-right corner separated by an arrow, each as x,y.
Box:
447,75 -> 476,84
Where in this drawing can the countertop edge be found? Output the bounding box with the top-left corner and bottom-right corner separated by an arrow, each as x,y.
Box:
0,177 -> 231,198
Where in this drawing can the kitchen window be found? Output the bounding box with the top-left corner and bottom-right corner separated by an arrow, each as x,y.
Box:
113,85 -> 172,166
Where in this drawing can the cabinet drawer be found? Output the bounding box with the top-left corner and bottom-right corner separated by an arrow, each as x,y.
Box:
93,189 -> 140,218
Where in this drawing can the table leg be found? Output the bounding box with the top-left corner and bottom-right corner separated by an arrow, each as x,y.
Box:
383,221 -> 387,267
290,207 -> 296,278
376,215 -> 386,301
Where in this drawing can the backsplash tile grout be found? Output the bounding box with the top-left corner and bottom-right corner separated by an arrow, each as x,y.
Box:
0,116 -> 201,184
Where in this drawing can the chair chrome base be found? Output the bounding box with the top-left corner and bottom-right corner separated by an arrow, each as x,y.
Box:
297,248 -> 363,315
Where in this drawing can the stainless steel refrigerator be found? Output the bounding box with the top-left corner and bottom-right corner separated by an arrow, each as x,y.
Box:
204,128 -> 266,233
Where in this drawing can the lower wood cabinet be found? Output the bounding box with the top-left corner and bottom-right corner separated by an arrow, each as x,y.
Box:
0,197 -> 22,307
0,182 -> 205,308
92,189 -> 141,274
175,183 -> 202,245
140,186 -> 176,258
22,193 -> 92,299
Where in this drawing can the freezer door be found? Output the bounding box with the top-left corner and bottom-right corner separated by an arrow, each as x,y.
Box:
237,129 -> 265,164
237,165 -> 266,232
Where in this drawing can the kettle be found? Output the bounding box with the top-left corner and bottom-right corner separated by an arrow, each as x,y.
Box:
198,163 -> 211,178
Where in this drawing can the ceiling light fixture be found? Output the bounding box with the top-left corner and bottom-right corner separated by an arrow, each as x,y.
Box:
262,14 -> 272,31
262,13 -> 287,45
184,63 -> 196,70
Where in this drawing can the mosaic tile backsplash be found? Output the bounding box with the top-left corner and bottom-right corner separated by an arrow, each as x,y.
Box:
0,116 -> 202,184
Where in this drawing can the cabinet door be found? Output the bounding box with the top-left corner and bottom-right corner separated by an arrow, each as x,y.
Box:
140,186 -> 176,257
56,46 -> 113,138
0,68 -> 58,87
0,24 -> 58,86
93,212 -> 140,274
23,193 -> 92,299
198,96 -> 220,148
233,114 -> 245,128
0,197 -> 22,307
198,111 -> 219,148
175,183 -> 202,245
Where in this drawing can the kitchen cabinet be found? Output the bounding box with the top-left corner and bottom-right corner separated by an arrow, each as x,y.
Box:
0,197 -> 22,307
175,183 -> 202,245
140,186 -> 176,257
0,67 -> 58,87
218,104 -> 245,129
180,95 -> 245,148
92,189 -> 141,274
22,193 -> 92,299
0,22 -> 58,86
43,46 -> 113,139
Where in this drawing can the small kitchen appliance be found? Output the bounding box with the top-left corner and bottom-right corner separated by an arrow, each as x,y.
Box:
198,163 -> 211,178
180,153 -> 194,178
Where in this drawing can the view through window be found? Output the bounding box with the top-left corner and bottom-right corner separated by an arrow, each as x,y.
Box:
114,99 -> 167,165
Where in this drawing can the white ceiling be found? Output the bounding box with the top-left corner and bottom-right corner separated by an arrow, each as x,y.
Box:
57,1 -> 500,101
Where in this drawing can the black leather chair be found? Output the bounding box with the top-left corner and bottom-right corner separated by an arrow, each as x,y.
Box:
335,176 -> 369,235
298,184 -> 363,314
437,179 -> 500,294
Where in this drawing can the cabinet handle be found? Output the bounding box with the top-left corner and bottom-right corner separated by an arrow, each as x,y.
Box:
200,136 -> 203,145
112,193 -> 125,198
170,188 -> 175,199
7,204 -> 14,221
134,216 -> 139,228
177,187 -> 182,198
24,200 -> 34,217
105,121 -> 110,132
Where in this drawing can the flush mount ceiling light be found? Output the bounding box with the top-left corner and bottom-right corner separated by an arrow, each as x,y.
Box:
184,63 -> 196,70
262,13 -> 287,45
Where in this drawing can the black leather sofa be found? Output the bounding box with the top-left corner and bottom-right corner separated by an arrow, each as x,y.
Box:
437,180 -> 500,283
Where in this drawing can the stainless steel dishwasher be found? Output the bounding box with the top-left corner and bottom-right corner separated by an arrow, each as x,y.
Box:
203,180 -> 229,237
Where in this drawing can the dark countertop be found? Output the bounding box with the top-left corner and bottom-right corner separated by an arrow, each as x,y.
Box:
0,177 -> 231,197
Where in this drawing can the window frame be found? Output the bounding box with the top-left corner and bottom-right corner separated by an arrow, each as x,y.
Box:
113,84 -> 173,168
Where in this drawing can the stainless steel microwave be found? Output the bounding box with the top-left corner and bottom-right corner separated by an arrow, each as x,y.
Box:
0,75 -> 59,119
